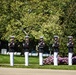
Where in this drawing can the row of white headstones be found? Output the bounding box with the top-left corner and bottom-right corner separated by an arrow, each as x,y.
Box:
10,52 -> 73,66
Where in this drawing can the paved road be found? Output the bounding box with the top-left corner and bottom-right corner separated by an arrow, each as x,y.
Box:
0,68 -> 76,75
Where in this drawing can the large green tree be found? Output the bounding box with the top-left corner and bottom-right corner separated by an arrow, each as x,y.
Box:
1,0 -> 65,41
0,0 -> 76,55
62,0 -> 76,36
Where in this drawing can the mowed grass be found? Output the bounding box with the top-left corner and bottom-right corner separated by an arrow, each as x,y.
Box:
0,54 -> 76,70
0,54 -> 39,64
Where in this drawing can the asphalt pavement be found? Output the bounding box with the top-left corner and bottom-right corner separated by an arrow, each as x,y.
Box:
0,67 -> 76,75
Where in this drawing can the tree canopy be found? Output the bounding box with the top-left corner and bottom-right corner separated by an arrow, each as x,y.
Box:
0,0 -> 76,52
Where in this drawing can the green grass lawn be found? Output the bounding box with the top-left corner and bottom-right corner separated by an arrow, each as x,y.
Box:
0,54 -> 76,70
0,54 -> 39,64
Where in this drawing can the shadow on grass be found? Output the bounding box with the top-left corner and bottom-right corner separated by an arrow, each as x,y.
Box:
0,64 -> 76,70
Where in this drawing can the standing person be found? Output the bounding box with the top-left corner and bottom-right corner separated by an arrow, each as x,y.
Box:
23,35 -> 29,66
52,35 -> 59,66
8,36 -> 15,66
38,36 -> 45,65
67,36 -> 74,65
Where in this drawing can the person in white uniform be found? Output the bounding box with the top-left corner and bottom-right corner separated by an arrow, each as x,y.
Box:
52,35 -> 59,66
67,36 -> 74,65
8,36 -> 15,66
38,36 -> 45,66
23,35 -> 29,66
